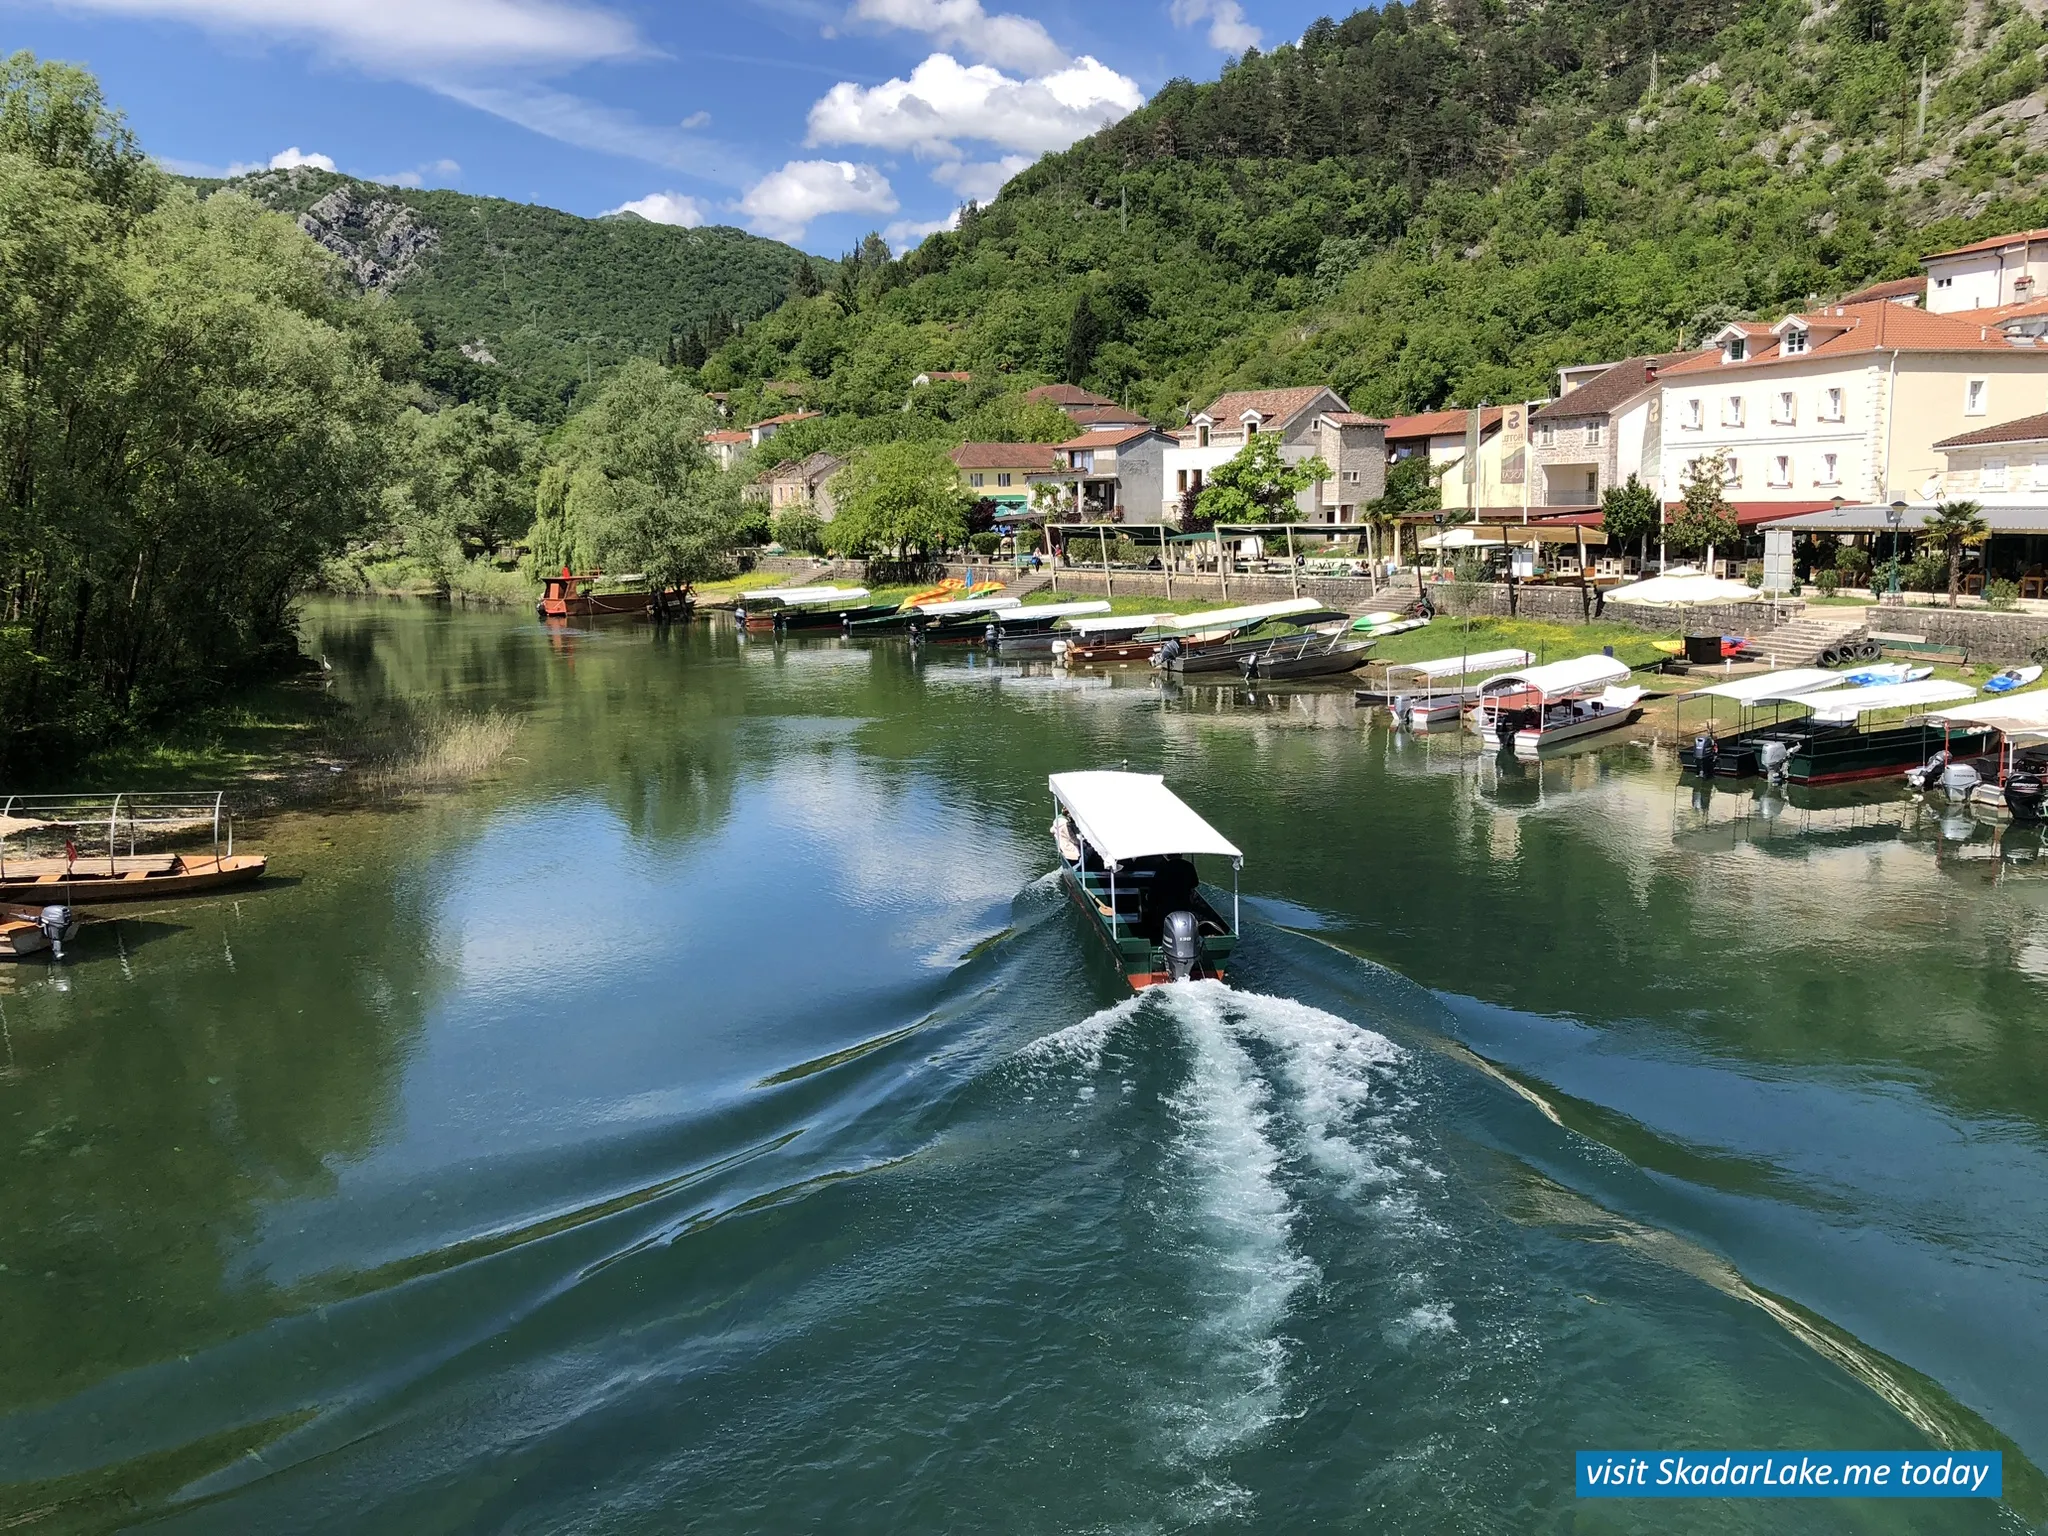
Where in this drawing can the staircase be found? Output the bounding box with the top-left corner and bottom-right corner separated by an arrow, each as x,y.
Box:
1754,608 -> 1869,666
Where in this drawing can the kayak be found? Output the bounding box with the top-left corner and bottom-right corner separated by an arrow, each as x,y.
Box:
1983,664 -> 2044,695
1351,612 -> 1431,639
1841,663 -> 1930,686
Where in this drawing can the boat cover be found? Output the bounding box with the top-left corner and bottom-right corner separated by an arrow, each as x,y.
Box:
1684,668 -> 1848,704
1164,597 -> 1322,631
773,586 -> 870,606
1798,678 -> 1975,722
1062,612 -> 1178,636
1478,653 -> 1631,700
745,585 -> 858,602
912,596 -> 1022,617
1049,771 -> 1242,864
1924,690 -> 2048,734
1386,648 -> 1533,681
993,601 -> 1112,623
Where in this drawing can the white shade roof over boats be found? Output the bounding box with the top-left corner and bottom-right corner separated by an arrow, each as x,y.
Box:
768,586 -> 870,606
1164,597 -> 1322,631
913,595 -> 1021,616
994,601 -> 1111,623
1603,571 -> 1761,605
747,585 -> 863,603
1797,678 -> 1975,722
1387,648 -> 1534,681
1683,668 -> 1848,704
1924,690 -> 2048,735
1049,771 -> 1242,864
1479,653 -> 1632,700
1062,612 -> 1178,636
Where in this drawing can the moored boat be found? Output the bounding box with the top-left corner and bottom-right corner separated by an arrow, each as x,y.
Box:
0,793 -> 267,904
1066,598 -> 1328,671
0,902 -> 81,959
1734,679 -> 1982,785
537,569 -> 689,620
1367,648 -> 1534,725
849,594 -> 1020,637
1469,654 -> 1645,757
731,586 -> 870,631
983,601 -> 1113,652
1677,668 -> 1850,777
1238,632 -> 1374,681
1048,770 -> 1241,990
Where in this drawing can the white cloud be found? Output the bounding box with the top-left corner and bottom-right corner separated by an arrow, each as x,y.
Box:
41,0 -> 645,69
1169,0 -> 1260,52
850,0 -> 1067,74
605,191 -> 708,226
224,144 -> 336,175
680,110 -> 711,130
740,159 -> 898,242
930,153 -> 1030,203
807,52 -> 1142,157
367,157 -> 461,188
433,82 -> 755,186
884,208 -> 960,253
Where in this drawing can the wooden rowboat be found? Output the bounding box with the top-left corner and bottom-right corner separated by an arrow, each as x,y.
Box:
0,853 -> 267,904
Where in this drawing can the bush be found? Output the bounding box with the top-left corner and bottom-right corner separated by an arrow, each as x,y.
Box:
1906,550 -> 1949,592
732,504 -> 773,545
1985,578 -> 2021,611
1836,545 -> 1871,584
1817,570 -> 1840,596
771,509 -> 826,554
969,531 -> 1003,557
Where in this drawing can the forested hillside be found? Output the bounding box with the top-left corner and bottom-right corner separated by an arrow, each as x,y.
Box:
208,169 -> 820,422
704,0 -> 2048,423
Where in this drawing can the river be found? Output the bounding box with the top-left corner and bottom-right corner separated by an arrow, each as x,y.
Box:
1,597 -> 2044,1532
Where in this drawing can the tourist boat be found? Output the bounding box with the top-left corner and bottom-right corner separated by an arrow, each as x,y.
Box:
1047,770 -> 1241,990
848,594 -> 1020,637
537,569 -> 688,620
1367,648 -> 1534,725
1238,631 -> 1375,681
729,586 -> 868,632
1155,607 -> 1353,675
0,903 -> 81,959
1727,678 -> 1983,786
983,601 -> 1113,653
0,793 -> 267,903
1676,668 -> 1851,777
1914,692 -> 2048,814
1070,598 -> 1327,671
1469,654 -> 1646,756
1050,612 -> 1180,666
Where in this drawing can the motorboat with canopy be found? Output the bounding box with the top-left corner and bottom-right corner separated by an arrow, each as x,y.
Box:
1469,654 -> 1645,756
848,594 -> 1020,637
1676,668 -> 1849,776
0,793 -> 266,906
1916,690 -> 2048,814
983,600 -> 1113,653
1369,648 -> 1535,725
1047,771 -> 1241,990
730,585 -> 869,631
1716,677 -> 1982,785
1065,598 -> 1329,670
1154,601 -> 1356,676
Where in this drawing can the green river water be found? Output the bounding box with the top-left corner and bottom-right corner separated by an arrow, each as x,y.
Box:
3,597 -> 2046,1532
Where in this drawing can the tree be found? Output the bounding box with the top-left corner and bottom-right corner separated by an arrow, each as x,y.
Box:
389,404 -> 542,583
1363,455 -> 1439,565
1670,451 -> 1738,560
824,441 -> 970,561
1192,434 -> 1331,526
1920,499 -> 1989,608
789,255 -> 823,299
772,509 -> 825,554
1599,474 -> 1661,568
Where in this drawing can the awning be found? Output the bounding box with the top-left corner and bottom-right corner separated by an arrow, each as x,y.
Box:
1603,571 -> 1761,605
911,596 -> 1022,616
1798,679 -> 1976,722
747,585 -> 859,602
1163,597 -> 1322,631
770,586 -> 870,607
993,601 -> 1111,623
1416,525 -> 1608,550
1479,653 -> 1632,700
1049,771 -> 1242,864
1062,612 -> 1179,636
1925,691 -> 2048,733
1386,648 -> 1534,681
1683,668 -> 1848,704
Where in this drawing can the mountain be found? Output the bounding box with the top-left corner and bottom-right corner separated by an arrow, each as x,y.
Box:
703,0 -> 2048,426
198,167 -> 820,422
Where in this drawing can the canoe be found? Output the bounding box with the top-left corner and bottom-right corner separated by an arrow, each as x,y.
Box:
0,853 -> 267,904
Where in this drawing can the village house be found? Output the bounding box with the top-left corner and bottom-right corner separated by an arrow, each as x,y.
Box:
1654,300 -> 2048,526
747,410 -> 820,447
1055,425 -> 1174,522
949,442 -> 1060,513
1163,387 -> 1385,523
745,452 -> 845,521
1024,384 -> 1149,432
913,370 -> 973,387
1381,407 -> 1506,512
1922,229 -> 2048,314
1524,351 -> 1705,507
705,429 -> 751,472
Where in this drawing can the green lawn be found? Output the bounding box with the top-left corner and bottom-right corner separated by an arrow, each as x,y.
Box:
1365,616 -> 1678,673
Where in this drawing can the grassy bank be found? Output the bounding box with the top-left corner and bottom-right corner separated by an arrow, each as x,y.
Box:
1366,616 -> 1679,674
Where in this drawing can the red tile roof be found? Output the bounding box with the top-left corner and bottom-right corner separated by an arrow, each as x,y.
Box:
704,430 -> 750,444
1055,426 -> 1166,450
1658,301 -> 2017,374
1530,352 -> 1709,423
1025,383 -> 1117,409
749,411 -> 822,428
1922,228 -> 2048,262
950,441 -> 1061,471
1933,411 -> 2048,450
1837,275 -> 1926,305
1382,406 -> 1504,440
1198,387 -> 1343,427
1065,404 -> 1149,427
917,370 -> 973,383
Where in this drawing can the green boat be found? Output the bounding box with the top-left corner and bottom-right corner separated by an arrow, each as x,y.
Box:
1048,770 -> 1241,990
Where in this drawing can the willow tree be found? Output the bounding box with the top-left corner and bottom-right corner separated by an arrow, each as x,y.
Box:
823,441 -> 970,563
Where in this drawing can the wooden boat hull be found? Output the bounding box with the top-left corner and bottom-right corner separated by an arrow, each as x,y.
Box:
542,591 -> 661,619
0,903 -> 78,958
0,853 -> 267,903
1067,634 -> 1231,669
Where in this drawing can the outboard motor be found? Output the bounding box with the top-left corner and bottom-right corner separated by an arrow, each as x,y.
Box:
1692,733 -> 1719,777
984,622 -> 998,648
2007,772 -> 2046,821
1161,909 -> 1204,983
1239,652 -> 1262,681
1941,762 -> 1982,803
842,611 -> 854,634
732,603 -> 747,629
1759,740 -> 1791,783
1906,750 -> 1950,792
1391,694 -> 1413,726
37,905 -> 72,960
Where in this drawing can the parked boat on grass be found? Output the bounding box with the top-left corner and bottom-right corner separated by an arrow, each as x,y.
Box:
1983,665 -> 2043,695
1048,770 -> 1241,990
1469,654 -> 1645,756
0,794 -> 266,903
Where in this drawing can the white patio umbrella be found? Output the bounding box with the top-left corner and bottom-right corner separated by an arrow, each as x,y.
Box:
1603,570 -> 1761,605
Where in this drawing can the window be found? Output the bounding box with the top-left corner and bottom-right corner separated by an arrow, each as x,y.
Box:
1818,452 -> 1840,485
1967,378 -> 1988,415
1586,421 -> 1605,445
1723,394 -> 1746,427
1343,469 -> 1361,483
1769,455 -> 1791,487
1725,336 -> 1747,362
997,472 -> 1012,488
1244,421 -> 1258,437
969,472 -> 985,488
1191,468 -> 1203,491
1774,391 -> 1797,424
1936,275 -> 1954,290
1071,450 -> 1094,473
1176,468 -> 1188,493
1197,424 -> 1210,447
1981,457 -> 2009,490
1536,422 -> 1555,447
1712,455 -> 1740,487
1782,328 -> 1808,355
1682,397 -> 1703,430
1821,387 -> 1844,422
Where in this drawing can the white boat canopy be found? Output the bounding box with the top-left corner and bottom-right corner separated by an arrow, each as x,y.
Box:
913,596 -> 1022,617
1062,612 -> 1178,636
1683,668 -> 1848,704
746,585 -> 860,602
995,601 -> 1112,623
1603,570 -> 1761,605
1387,648 -> 1534,681
773,586 -> 871,606
1924,690 -> 2048,734
1798,678 -> 1976,722
1049,771 -> 1242,865
1164,597 -> 1323,631
1478,653 -> 1632,701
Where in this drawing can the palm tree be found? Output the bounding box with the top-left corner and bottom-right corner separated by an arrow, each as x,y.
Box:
1920,499 -> 1990,608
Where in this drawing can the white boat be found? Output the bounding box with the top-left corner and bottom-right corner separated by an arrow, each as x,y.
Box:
1841,662 -> 1931,686
1469,654 -> 1645,756
1379,648 -> 1535,726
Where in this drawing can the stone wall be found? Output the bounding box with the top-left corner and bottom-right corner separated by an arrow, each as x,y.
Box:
1420,580 -> 1807,636
1867,605 -> 2048,661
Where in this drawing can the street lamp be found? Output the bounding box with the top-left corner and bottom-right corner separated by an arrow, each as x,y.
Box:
1886,499 -> 1908,602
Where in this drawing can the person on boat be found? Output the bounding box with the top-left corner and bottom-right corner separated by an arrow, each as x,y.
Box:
1134,855 -> 1200,941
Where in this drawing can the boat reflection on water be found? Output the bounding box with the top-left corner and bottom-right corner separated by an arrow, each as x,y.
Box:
1669,775 -> 1915,857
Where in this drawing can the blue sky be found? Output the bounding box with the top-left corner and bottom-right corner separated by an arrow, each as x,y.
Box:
4,0 -> 1333,254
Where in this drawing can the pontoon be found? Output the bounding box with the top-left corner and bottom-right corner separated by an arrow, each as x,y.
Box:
1048,771 -> 1241,990
1469,654 -> 1645,756
0,794 -> 266,903
1734,678 -> 1982,785
983,601 -> 1113,653
1676,668 -> 1850,777
1365,648 -> 1535,725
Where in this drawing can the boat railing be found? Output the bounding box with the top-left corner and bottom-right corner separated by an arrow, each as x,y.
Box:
0,792 -> 234,878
